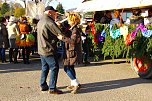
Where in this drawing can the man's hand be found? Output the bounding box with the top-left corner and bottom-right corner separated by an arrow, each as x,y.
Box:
56,21 -> 61,28
57,34 -> 63,40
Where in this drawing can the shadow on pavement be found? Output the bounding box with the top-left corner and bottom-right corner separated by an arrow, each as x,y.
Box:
0,56 -> 41,74
75,60 -> 127,68
79,78 -> 152,94
89,60 -> 126,66
0,57 -> 129,73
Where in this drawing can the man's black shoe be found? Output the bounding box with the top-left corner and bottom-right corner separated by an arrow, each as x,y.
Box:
41,86 -> 49,91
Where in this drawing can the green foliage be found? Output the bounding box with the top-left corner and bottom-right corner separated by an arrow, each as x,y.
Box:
90,22 -> 104,61
94,22 -> 104,33
1,2 -> 10,15
4,11 -> 11,16
56,3 -> 64,14
0,13 -> 2,17
14,8 -> 25,18
0,2 -> 24,17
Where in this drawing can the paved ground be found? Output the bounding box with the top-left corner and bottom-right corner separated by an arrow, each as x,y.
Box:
0,55 -> 152,101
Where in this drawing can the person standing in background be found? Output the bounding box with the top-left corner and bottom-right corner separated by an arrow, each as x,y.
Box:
100,10 -> 112,24
0,17 -> 9,63
125,9 -> 144,24
144,9 -> 152,25
110,10 -> 124,26
81,25 -> 90,65
7,16 -> 20,63
18,17 -> 32,64
31,18 -> 38,55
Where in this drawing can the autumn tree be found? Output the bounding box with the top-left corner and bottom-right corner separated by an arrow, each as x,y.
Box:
1,2 -> 10,15
14,8 -> 25,18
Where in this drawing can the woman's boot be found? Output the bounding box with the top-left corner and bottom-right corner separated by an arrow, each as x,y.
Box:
70,79 -> 81,94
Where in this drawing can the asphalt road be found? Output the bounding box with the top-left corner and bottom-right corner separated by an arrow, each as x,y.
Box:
0,57 -> 152,101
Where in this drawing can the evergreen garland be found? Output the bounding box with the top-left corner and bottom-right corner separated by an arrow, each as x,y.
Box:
131,25 -> 152,60
102,24 -> 127,61
92,23 -> 152,62
89,22 -> 104,61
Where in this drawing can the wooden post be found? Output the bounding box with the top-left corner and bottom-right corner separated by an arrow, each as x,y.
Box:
24,0 -> 26,8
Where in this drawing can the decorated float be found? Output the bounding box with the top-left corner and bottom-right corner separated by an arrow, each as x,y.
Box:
76,0 -> 152,79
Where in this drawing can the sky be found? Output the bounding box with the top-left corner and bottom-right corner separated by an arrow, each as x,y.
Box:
7,0 -> 83,11
48,0 -> 83,10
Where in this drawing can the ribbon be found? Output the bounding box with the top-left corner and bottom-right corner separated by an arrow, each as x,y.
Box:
91,23 -> 96,35
110,24 -> 121,39
120,25 -> 128,41
130,24 -> 142,39
131,30 -> 137,39
100,24 -> 110,38
91,23 -> 98,44
98,25 -> 110,42
125,34 -> 134,46
142,30 -> 152,37
125,25 -> 139,46
101,30 -> 106,38
98,35 -> 104,42
138,24 -> 152,37
138,24 -> 147,32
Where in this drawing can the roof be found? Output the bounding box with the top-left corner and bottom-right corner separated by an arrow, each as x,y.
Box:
76,0 -> 152,12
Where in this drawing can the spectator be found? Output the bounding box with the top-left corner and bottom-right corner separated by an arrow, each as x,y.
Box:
144,9 -> 152,25
126,9 -> 144,24
18,17 -> 32,64
0,17 -> 9,63
93,11 -> 104,23
31,18 -> 38,54
110,10 -> 123,26
81,25 -> 90,65
100,10 -> 112,24
7,16 -> 20,63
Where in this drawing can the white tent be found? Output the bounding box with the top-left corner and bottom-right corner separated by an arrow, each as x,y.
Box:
26,1 -> 45,19
15,0 -> 26,8
76,0 -> 152,12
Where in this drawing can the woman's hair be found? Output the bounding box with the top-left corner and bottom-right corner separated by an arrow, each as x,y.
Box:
114,10 -> 120,18
68,12 -> 81,25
